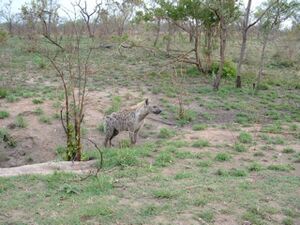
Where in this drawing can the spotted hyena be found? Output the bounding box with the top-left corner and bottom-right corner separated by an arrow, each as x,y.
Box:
103,98 -> 162,147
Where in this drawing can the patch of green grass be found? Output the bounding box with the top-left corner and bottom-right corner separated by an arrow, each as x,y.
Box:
174,172 -> 193,180
233,142 -> 247,152
282,148 -> 295,154
118,139 -> 131,148
97,123 -> 105,133
192,139 -> 210,148
229,168 -> 248,177
15,116 -> 27,128
260,134 -> 285,145
293,153 -> 300,163
152,188 -> 177,199
215,152 -> 231,161
158,128 -> 175,139
197,210 -> 214,223
262,122 -> 282,133
192,123 -> 207,131
238,131 -> 252,143
32,98 -> 44,104
154,151 -> 174,167
253,151 -> 265,157
248,162 -> 264,172
242,207 -> 266,225
0,88 -> 8,98
140,204 -> 160,216
39,115 -> 52,124
6,94 -> 19,102
33,107 -> 43,115
176,109 -> 197,126
267,164 -> 294,172
0,110 -> 9,119
282,217 -> 294,225
197,160 -> 212,167
105,96 -> 121,115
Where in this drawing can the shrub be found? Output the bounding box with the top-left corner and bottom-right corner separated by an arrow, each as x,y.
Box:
238,132 -> 252,143
192,139 -> 210,148
234,143 -> 247,152
0,29 -> 8,44
210,61 -> 237,78
33,55 -> 46,69
0,111 -> 9,119
15,116 -> 27,128
32,98 -> 44,104
105,96 -> 122,115
192,123 -> 207,131
282,148 -> 295,154
0,88 -> 8,98
215,152 -> 231,161
154,151 -> 173,167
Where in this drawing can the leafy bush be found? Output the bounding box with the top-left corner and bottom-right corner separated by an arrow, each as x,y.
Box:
192,139 -> 210,148
0,30 -> 8,44
210,61 -> 237,78
0,111 -> 9,119
215,152 -> 231,161
238,132 -> 252,143
0,88 -> 8,98
33,55 -> 46,69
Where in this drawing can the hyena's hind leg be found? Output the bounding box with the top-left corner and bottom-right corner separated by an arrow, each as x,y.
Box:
129,130 -> 139,145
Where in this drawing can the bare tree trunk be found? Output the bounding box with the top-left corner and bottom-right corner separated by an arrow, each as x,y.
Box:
189,21 -> 194,43
236,0 -> 252,88
204,28 -> 213,72
194,24 -> 203,72
213,14 -> 226,90
166,20 -> 172,53
256,34 -> 268,92
153,19 -> 160,47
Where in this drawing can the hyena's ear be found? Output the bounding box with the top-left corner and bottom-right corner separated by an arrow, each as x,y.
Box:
145,98 -> 149,105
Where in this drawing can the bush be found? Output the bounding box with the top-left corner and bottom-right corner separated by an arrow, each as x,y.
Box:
0,88 -> 8,98
210,61 -> 237,78
0,30 -> 8,44
192,139 -> 210,148
0,111 -> 9,119
238,132 -> 252,143
215,152 -> 231,161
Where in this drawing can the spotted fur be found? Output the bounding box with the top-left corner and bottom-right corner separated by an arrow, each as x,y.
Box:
103,99 -> 161,147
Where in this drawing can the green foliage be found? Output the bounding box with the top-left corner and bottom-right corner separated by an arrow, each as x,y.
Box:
118,139 -> 131,148
248,162 -> 264,172
233,143 -> 247,152
0,29 -> 8,44
33,107 -> 43,115
33,55 -> 46,69
192,123 -> 207,131
105,96 -> 122,115
39,115 -> 52,124
197,210 -> 214,223
56,146 -> 68,160
158,128 -> 175,139
15,116 -> 27,128
215,152 -> 231,161
0,111 -> 9,119
0,88 -> 8,98
32,98 -> 44,104
238,132 -> 252,143
267,164 -> 294,172
154,151 -> 173,167
282,148 -> 295,154
0,128 -> 16,147
192,139 -> 210,148
176,109 -> 197,126
97,123 -> 105,133
152,188 -> 177,199
210,61 -> 237,78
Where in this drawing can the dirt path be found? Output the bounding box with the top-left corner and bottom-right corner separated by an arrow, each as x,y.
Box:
0,160 -> 97,177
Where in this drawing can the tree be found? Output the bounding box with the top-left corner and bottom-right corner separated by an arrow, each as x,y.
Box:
75,0 -> 102,38
209,0 -> 240,90
255,0 -> 299,92
235,0 -> 276,88
0,0 -> 15,35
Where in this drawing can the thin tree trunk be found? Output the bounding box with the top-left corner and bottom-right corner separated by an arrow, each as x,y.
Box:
194,25 -> 203,72
213,14 -> 226,90
166,20 -> 172,53
236,31 -> 247,88
256,34 -> 268,92
236,0 -> 252,88
154,19 -> 161,47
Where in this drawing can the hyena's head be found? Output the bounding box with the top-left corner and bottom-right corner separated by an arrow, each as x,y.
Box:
143,98 -> 162,115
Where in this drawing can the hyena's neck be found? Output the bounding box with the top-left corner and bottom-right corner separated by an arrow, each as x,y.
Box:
136,111 -> 149,122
